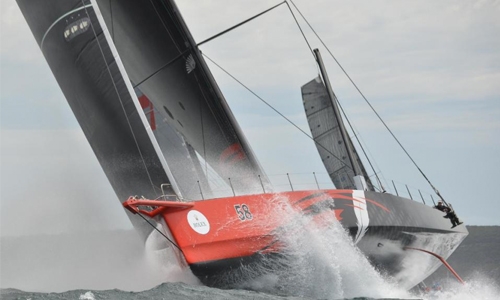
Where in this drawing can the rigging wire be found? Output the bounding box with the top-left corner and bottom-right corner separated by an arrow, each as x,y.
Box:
149,0 -> 183,54
191,66 -> 210,184
200,96 -> 209,184
337,103 -> 385,192
288,0 -> 446,203
201,53 -> 353,172
192,1 -> 355,181
284,1 -> 314,59
135,212 -> 182,251
197,1 -> 287,47
81,2 -> 158,194
286,0 -> 383,192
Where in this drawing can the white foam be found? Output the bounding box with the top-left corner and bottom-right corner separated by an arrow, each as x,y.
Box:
79,291 -> 95,300
239,193 -> 414,298
414,274 -> 500,300
144,221 -> 201,286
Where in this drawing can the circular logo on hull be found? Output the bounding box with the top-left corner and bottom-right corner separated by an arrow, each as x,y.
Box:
187,210 -> 210,235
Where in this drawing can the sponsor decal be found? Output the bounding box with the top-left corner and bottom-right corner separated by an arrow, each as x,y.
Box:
234,204 -> 253,221
63,17 -> 90,42
185,54 -> 196,74
219,143 -> 246,165
187,210 -> 210,234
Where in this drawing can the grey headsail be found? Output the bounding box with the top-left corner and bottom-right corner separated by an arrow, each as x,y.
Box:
95,0 -> 271,195
301,75 -> 374,190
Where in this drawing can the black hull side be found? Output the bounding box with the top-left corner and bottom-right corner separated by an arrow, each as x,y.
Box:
353,191 -> 467,288
190,253 -> 288,288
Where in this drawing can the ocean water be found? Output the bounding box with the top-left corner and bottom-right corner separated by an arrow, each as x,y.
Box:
1,226 -> 499,300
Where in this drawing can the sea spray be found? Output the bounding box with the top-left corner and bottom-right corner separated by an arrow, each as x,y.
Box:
414,274 -> 500,300
391,232 -> 467,288
139,193 -> 479,299
2,226 -> 498,299
144,221 -> 200,285
235,193 -> 413,299
78,291 -> 95,300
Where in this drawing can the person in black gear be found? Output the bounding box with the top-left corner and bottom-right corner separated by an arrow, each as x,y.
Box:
434,201 -> 463,228
434,201 -> 446,212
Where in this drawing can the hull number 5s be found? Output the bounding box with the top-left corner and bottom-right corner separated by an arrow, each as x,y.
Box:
234,204 -> 253,221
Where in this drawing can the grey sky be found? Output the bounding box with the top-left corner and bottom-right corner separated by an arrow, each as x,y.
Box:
1,0 -> 500,237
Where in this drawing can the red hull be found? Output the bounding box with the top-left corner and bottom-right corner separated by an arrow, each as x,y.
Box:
124,190 -> 359,265
123,189 -> 466,289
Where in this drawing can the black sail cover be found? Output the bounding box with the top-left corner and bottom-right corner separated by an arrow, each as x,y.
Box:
301,77 -> 374,190
17,0 -> 270,237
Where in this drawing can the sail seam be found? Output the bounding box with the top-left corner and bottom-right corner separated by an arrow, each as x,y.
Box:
133,49 -> 189,89
313,127 -> 340,141
306,105 -> 334,118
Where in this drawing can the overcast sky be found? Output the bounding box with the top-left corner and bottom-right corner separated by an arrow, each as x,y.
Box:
1,0 -> 499,237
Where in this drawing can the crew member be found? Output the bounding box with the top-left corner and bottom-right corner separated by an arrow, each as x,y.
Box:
434,201 -> 446,212
434,201 -> 463,228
